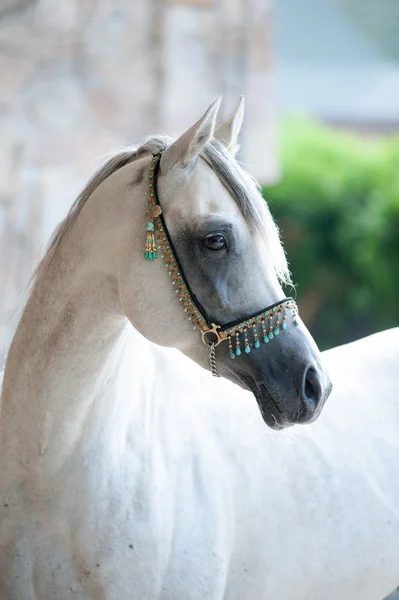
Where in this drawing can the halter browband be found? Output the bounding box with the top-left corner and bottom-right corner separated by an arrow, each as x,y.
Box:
143,153 -> 299,363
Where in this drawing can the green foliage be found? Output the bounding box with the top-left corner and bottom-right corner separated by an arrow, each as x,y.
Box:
263,117 -> 399,350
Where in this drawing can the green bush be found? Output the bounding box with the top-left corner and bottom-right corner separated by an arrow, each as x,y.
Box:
263,117 -> 399,350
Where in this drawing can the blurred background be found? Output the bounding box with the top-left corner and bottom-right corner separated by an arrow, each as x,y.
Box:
270,0 -> 399,350
0,0 -> 398,361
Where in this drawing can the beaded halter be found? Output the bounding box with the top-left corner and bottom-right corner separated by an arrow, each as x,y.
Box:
144,153 -> 299,376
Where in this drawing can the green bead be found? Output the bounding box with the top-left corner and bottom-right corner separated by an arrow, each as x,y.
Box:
153,251 -> 158,259
145,222 -> 154,231
263,336 -> 269,344
229,352 -> 235,360
273,328 -> 280,336
254,340 -> 260,349
282,322 -> 287,330
244,345 -> 251,354
236,348 -> 241,356
268,332 -> 274,340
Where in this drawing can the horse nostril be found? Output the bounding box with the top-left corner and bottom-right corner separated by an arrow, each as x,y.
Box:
303,366 -> 322,410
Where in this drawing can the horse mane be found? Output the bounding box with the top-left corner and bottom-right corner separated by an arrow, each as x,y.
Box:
34,134 -> 291,286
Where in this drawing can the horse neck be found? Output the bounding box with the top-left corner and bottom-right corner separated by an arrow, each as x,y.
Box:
0,245 -> 144,477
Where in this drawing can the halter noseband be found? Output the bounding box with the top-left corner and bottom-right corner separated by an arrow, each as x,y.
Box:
143,153 -> 299,376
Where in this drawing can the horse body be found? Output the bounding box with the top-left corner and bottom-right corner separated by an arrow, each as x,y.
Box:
1,295 -> 398,599
1,98 -> 398,599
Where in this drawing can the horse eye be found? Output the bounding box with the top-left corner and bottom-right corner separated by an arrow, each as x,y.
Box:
204,233 -> 227,251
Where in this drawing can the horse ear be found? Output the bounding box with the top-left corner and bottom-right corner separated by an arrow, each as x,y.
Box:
160,98 -> 221,173
214,96 -> 245,155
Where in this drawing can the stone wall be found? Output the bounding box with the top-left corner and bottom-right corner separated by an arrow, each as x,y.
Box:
0,0 -> 276,355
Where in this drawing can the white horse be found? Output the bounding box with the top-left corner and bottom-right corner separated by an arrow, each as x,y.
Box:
0,98 -> 398,600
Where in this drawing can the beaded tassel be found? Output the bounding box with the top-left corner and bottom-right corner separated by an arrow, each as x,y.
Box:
144,157 -> 162,262
262,319 -> 269,344
268,315 -> 274,340
253,324 -> 260,348
282,308 -> 287,330
144,221 -> 158,261
243,328 -> 251,353
292,305 -> 299,326
228,335 -> 235,359
274,309 -> 281,336
235,331 -> 241,356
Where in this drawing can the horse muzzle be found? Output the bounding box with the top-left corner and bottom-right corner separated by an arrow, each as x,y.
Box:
221,324 -> 332,429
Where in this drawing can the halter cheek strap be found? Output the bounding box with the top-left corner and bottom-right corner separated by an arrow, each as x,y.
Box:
143,153 -> 299,375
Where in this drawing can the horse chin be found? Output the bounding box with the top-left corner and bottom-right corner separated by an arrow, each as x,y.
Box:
225,370 -> 292,430
255,383 -> 294,430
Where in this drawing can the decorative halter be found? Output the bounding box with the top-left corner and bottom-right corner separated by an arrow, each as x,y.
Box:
144,153 -> 299,376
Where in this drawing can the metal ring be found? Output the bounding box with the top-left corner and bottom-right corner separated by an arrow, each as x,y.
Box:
201,323 -> 223,347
